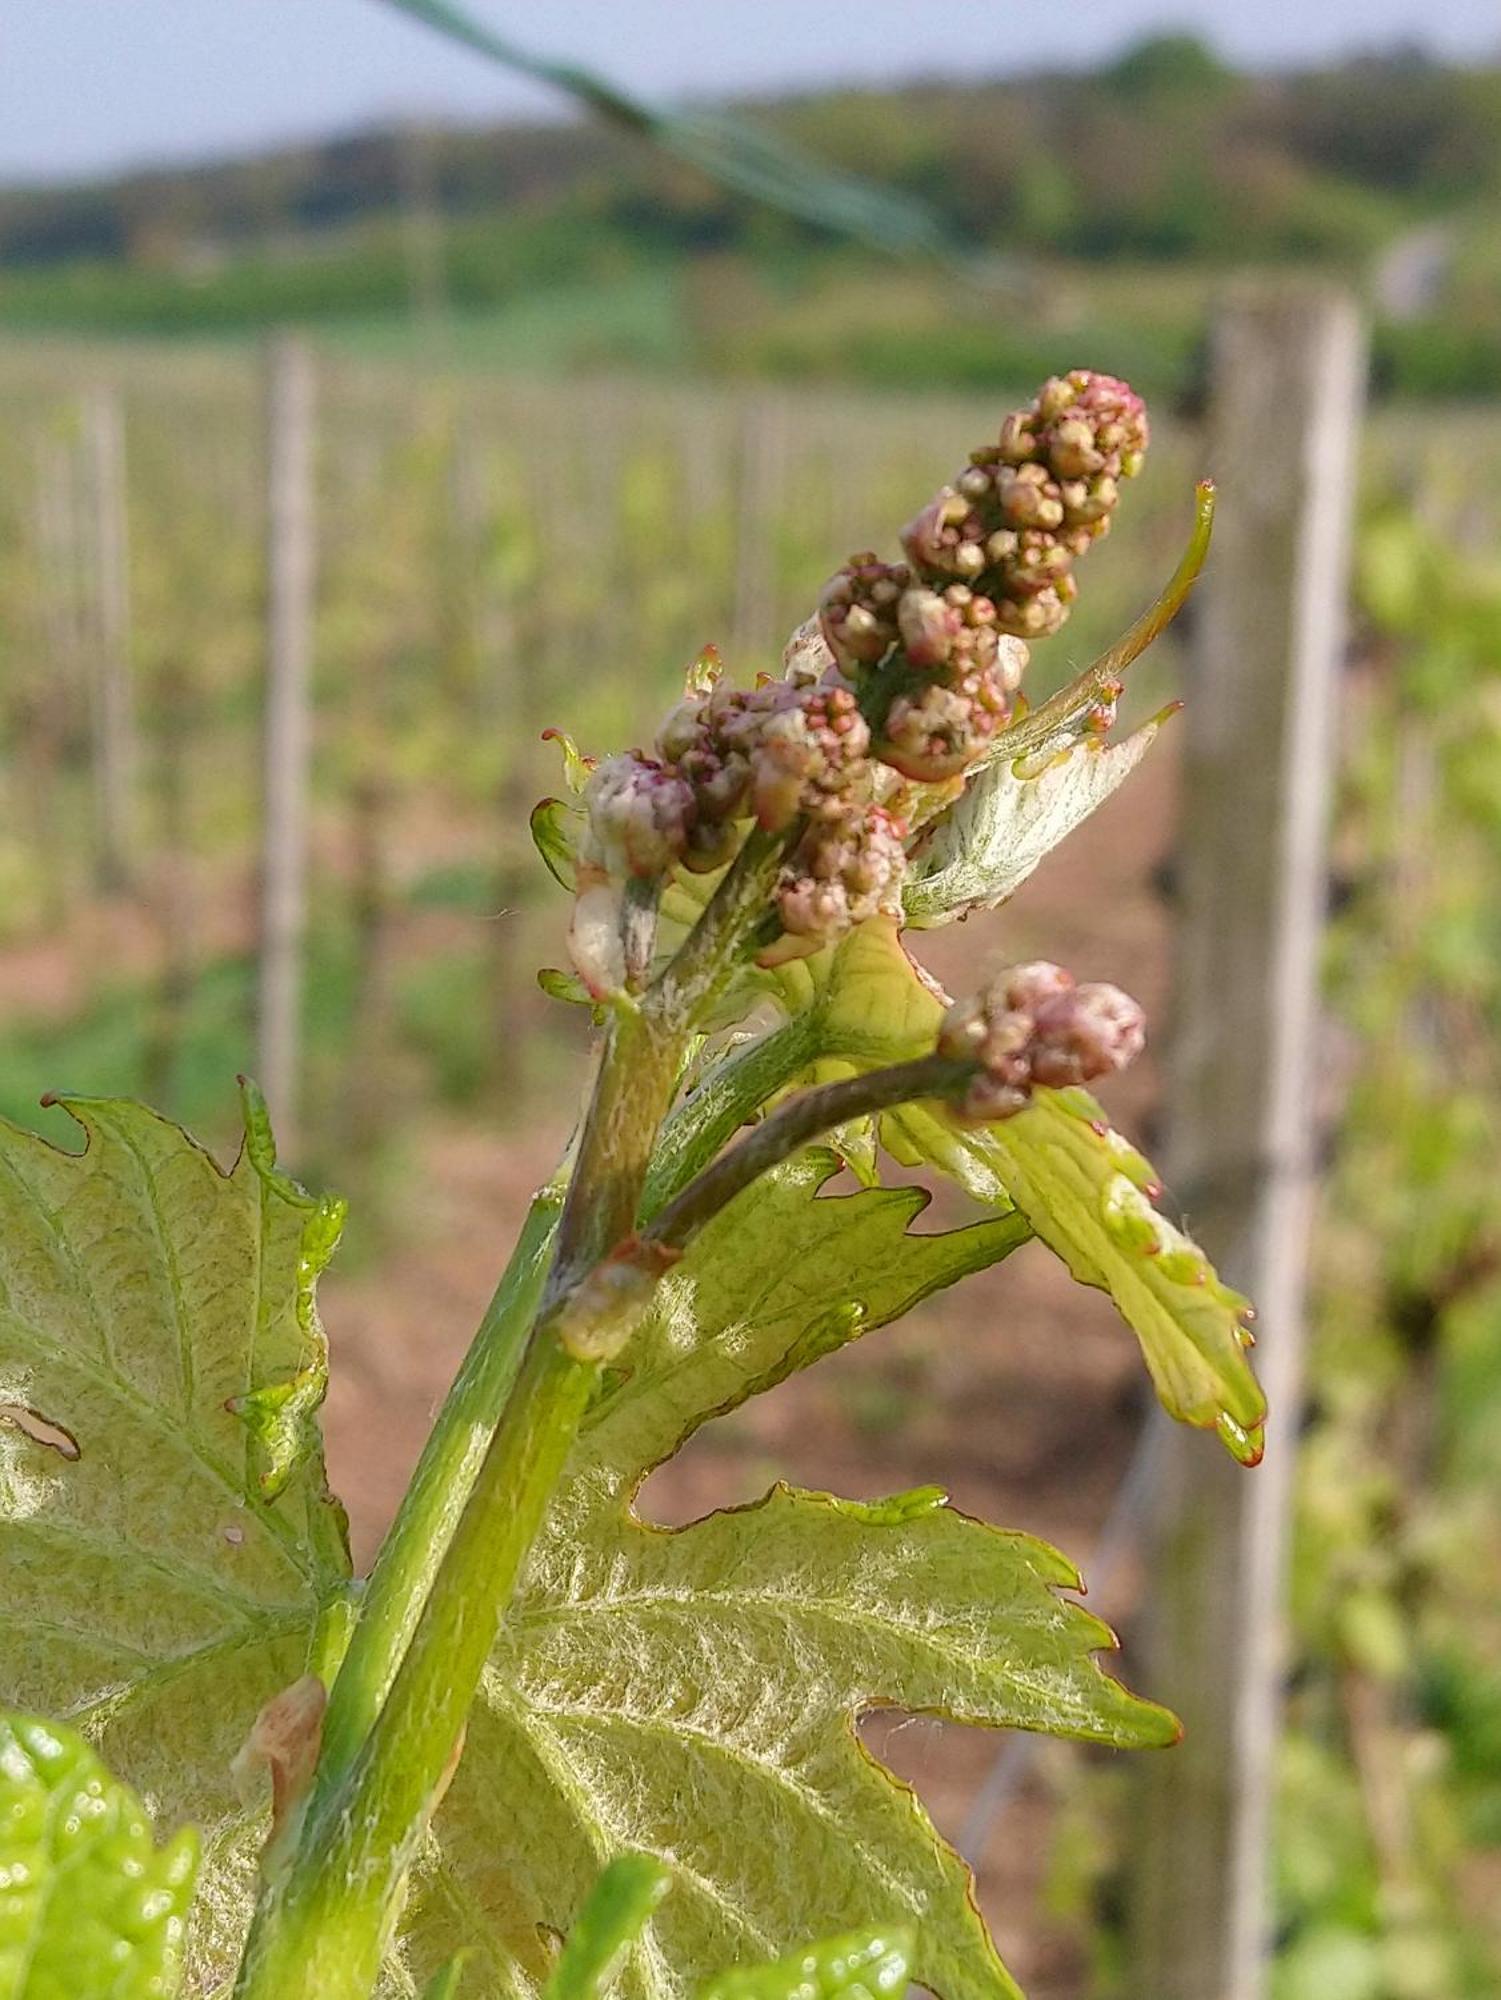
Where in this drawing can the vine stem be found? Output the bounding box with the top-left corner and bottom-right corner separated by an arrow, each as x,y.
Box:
311,1180 -> 564,1788
234,827 -> 789,2000
312,1007 -> 828,1811
640,1052 -> 971,1255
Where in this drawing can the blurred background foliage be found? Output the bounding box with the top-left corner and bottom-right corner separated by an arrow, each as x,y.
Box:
1,37 -> 1498,398
1276,514 -> 1501,1999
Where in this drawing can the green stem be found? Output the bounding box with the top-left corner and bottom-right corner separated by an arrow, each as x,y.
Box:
313,1180 -> 564,1789
641,1012 -> 824,1214
237,826 -> 793,2000
546,828 -> 785,1304
320,982 -> 824,1800
233,1331 -> 599,1998
643,1053 -> 971,1253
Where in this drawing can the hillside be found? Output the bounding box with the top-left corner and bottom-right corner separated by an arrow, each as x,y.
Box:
2,37 -> 1497,396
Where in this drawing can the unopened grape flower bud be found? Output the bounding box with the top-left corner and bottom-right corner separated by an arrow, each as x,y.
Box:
997,462 -> 1065,533
1001,961 -> 1077,1014
748,681 -> 871,831
877,660 -> 1013,782
939,961 -> 1145,1121
899,488 -> 989,585
896,582 -> 1002,676
818,554 -> 911,670
1030,980 -> 1147,1088
767,804 -> 907,959
579,752 -> 695,881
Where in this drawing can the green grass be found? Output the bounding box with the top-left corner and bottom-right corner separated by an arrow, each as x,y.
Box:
319,268 -> 690,373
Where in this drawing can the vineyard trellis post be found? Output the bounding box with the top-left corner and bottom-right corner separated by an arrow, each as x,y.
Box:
1128,284 -> 1368,1996
257,335 -> 318,1156
85,383 -> 137,893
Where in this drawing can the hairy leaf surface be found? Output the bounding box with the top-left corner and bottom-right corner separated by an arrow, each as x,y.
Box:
819,922 -> 1265,1456
903,722 -> 1165,929
0,1091 -> 351,1984
0,1099 -> 1170,2000
405,1152 -> 1173,1999
0,1710 -> 199,1999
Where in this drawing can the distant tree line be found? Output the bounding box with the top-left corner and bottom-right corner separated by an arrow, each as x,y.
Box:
0,38 -> 1496,396
4,39 -> 1495,272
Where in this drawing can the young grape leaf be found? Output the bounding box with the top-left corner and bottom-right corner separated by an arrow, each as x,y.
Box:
938,1091 -> 1266,1463
532,800 -> 581,891
817,921 -> 1266,1459
0,1711 -> 199,2000
401,1150 -> 1174,2000
0,1089 -> 352,1988
903,719 -> 1167,930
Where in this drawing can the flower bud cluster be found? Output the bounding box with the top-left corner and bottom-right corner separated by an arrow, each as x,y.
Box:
772,804 -> 908,956
570,372 -> 1150,988
577,752 -> 696,882
938,960 -> 1146,1121
577,659 -> 901,964
818,557 -> 910,669
657,674 -> 872,846
814,372 -> 1145,785
898,370 -> 1147,643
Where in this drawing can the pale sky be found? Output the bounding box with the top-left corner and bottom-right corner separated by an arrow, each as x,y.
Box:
3,0 -> 1498,185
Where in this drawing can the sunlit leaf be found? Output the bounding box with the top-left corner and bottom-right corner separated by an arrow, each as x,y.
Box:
904,718 -> 1168,929
817,921 -> 1264,1457
401,1151 -> 1167,1998
0,1711 -> 199,2000
0,1093 -> 1165,2000
0,1089 -> 351,1987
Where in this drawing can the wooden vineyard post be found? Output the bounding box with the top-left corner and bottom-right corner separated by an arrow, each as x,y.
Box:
1128,286 -> 1367,1998
84,385 -> 137,892
30,435 -> 90,921
257,336 -> 318,1156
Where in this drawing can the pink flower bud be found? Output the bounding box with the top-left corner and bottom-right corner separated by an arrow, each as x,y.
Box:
749,682 -> 872,832
774,804 -> 907,947
938,961 -> 1145,1122
1003,961 -> 1076,1013
818,555 -> 911,669
580,753 -> 695,881
1030,982 -> 1147,1087
877,663 -> 1012,782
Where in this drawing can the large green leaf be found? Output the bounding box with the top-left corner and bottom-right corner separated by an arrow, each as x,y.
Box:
819,922 -> 1266,1458
0,1090 -> 351,1986
403,1151 -> 1173,1999
0,1711 -> 199,1999
0,1098 -> 1170,2000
